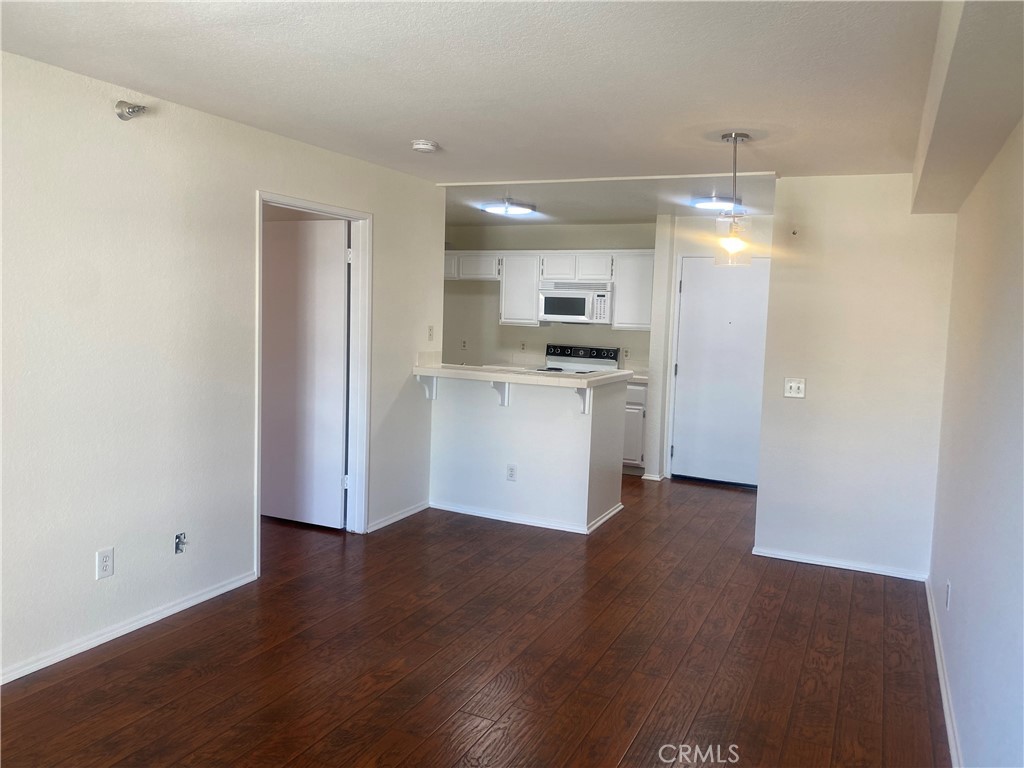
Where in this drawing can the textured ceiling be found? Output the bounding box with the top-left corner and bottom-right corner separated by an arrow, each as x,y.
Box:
2,2 -> 943,184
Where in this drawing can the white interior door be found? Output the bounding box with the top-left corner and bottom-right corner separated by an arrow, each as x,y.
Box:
671,257 -> 770,485
261,219 -> 348,528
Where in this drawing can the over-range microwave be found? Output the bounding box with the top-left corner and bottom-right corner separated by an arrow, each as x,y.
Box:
538,281 -> 612,324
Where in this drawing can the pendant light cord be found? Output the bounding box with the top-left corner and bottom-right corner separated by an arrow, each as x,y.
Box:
731,135 -> 738,231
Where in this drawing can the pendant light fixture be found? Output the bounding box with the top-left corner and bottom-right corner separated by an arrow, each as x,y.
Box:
715,132 -> 752,266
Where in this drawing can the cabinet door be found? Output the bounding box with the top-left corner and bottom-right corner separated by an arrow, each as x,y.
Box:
444,252 -> 459,280
623,404 -> 645,466
499,254 -> 540,326
612,251 -> 655,330
577,253 -> 613,281
458,253 -> 500,280
626,383 -> 648,407
539,252 -> 576,280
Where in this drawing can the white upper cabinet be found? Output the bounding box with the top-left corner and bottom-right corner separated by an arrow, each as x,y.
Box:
459,252 -> 500,280
539,251 -> 614,282
444,248 -> 653,329
576,253 -> 614,281
445,251 -> 500,281
444,251 -> 459,280
499,253 -> 540,326
611,251 -> 655,330
539,252 -> 577,280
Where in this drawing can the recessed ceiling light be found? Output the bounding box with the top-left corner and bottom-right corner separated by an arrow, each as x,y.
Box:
692,195 -> 741,211
482,198 -> 537,216
411,139 -> 440,153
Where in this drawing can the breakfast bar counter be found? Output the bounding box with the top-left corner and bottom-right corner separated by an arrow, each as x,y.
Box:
413,362 -> 632,534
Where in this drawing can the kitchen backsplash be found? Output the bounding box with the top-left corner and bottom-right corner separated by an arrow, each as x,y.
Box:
442,281 -> 651,372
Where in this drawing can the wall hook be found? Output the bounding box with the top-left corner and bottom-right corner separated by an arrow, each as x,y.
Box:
115,101 -> 147,121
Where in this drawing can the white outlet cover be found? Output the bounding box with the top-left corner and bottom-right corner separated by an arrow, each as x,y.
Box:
784,378 -> 806,398
96,547 -> 114,579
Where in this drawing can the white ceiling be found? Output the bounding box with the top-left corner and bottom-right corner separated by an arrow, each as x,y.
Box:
2,1 -> 944,184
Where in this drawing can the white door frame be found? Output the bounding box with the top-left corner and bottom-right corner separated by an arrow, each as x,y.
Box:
254,191 -> 373,575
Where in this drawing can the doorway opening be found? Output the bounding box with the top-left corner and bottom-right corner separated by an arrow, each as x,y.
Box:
255,192 -> 372,574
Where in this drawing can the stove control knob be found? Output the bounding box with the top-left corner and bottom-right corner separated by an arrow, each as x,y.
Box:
591,349 -> 598,357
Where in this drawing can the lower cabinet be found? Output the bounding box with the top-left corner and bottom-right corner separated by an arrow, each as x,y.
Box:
623,383 -> 647,467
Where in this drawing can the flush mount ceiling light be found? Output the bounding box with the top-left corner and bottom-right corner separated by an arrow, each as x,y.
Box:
482,197 -> 537,216
410,139 -> 440,153
714,132 -> 752,267
692,195 -> 740,212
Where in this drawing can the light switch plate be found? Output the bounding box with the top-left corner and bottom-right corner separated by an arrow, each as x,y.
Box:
784,378 -> 806,398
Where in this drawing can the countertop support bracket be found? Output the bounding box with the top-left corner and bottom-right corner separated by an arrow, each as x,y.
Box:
415,374 -> 437,400
575,387 -> 593,415
491,380 -> 511,407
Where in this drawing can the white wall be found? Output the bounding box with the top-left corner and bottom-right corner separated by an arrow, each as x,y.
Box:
754,174 -> 956,579
445,222 -> 655,250
1,53 -> 445,679
929,121 -> 1023,768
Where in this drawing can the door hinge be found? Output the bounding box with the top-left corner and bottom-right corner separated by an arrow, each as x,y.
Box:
679,279 -> 682,293
342,475 -> 350,490
346,248 -> 353,264
674,363 -> 678,376
670,445 -> 674,458
641,453 -> 644,462
643,409 -> 646,418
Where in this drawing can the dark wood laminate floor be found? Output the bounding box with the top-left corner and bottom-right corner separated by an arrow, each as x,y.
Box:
2,477 -> 950,767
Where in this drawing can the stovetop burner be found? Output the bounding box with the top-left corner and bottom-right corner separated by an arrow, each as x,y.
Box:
543,344 -> 620,373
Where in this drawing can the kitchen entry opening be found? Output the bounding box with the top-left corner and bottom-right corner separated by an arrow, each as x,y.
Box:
256,192 -> 372,560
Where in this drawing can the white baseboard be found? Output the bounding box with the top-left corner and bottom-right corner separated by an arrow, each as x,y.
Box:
751,546 -> 928,582
1,571 -> 257,684
587,503 -> 624,533
365,501 -> 427,533
429,500 -> 589,535
925,578 -> 963,768
641,473 -> 665,482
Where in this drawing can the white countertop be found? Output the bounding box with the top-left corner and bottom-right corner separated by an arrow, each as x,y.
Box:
413,363 -> 634,389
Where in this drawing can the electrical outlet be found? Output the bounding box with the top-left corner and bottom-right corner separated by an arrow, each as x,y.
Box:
520,341 -> 526,351
784,378 -> 806,398
945,580 -> 951,610
623,348 -> 630,359
96,547 -> 114,580
506,464 -> 517,482
427,325 -> 434,342
461,339 -> 468,350
174,532 -> 188,554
